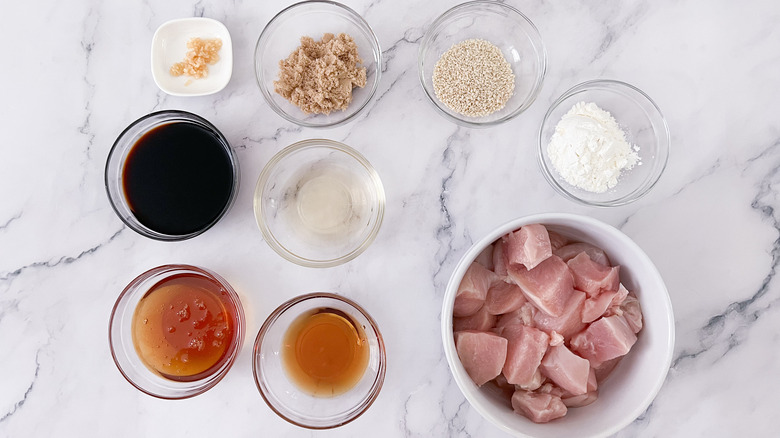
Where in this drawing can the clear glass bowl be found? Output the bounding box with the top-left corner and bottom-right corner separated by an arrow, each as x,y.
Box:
108,264 -> 245,399
538,80 -> 671,207
254,1 -> 382,128
253,139 -> 385,268
253,293 -> 386,429
104,110 -> 239,241
418,0 -> 547,127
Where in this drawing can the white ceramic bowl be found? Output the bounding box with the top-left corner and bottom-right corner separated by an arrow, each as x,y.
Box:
442,213 -> 674,437
151,17 -> 233,96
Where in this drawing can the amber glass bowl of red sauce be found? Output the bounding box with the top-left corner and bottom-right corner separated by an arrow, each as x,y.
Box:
109,264 -> 245,399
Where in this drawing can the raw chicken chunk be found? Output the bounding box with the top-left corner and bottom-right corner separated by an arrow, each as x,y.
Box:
533,290 -> 587,340
554,243 -> 611,266
485,281 -> 526,315
500,324 -> 550,388
496,302 -> 537,329
474,243 -> 495,270
566,252 -> 620,297
454,262 -> 498,317
504,224 -> 553,270
454,330 -> 508,386
539,344 -> 591,396
511,390 -> 567,423
571,315 -> 637,368
582,284 -> 628,324
620,293 -> 643,334
493,239 -> 508,278
453,305 -> 497,332
547,230 -> 569,251
508,255 -> 574,317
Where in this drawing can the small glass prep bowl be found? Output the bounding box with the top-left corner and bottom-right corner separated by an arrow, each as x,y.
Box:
253,293 -> 386,429
418,0 -> 547,127
538,80 -> 671,207
254,139 -> 385,268
255,1 -> 382,128
104,110 -> 239,241
108,264 -> 245,399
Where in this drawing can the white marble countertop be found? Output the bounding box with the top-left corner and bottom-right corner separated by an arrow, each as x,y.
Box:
2,0 -> 779,436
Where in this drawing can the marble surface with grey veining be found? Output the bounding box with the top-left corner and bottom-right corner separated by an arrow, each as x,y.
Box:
1,0 -> 779,436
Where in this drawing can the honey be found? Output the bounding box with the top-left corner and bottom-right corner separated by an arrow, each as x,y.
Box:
282,308 -> 369,397
131,274 -> 236,381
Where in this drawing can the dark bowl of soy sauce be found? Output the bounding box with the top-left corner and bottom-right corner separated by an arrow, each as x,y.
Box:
105,110 -> 239,241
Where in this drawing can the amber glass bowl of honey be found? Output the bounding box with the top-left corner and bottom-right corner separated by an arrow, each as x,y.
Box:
253,293 -> 386,429
109,264 -> 245,399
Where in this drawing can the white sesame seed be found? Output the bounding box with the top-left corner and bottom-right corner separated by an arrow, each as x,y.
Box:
432,39 -> 515,118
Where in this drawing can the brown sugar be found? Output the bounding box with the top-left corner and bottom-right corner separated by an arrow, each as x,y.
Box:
170,37 -> 222,79
274,33 -> 367,115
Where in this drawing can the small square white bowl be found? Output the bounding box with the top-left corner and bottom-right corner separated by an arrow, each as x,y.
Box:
151,17 -> 233,97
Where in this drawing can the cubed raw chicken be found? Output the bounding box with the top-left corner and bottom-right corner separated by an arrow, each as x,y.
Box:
454,330 -> 508,386
533,290 -> 587,340
562,367 -> 599,407
485,281 -> 526,315
621,293 -> 644,334
508,255 -> 574,317
547,230 -> 569,251
500,324 -> 550,388
493,239 -> 508,278
454,262 -> 498,317
571,315 -> 637,368
474,243 -> 495,270
539,344 -> 591,396
554,243 -> 611,266
504,224 -> 553,270
582,284 -> 628,324
511,390 -> 567,423
566,252 -> 620,297
453,305 -> 497,332
496,302 -> 537,329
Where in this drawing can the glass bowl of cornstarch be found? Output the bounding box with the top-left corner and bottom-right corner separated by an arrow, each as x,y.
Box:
538,80 -> 670,207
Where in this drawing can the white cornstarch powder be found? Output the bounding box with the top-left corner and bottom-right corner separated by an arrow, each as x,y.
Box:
547,102 -> 640,193
432,39 -> 515,117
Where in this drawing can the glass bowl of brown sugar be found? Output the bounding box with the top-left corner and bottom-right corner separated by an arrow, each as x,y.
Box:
254,1 -> 382,128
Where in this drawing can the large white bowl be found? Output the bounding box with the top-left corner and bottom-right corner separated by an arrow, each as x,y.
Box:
442,213 -> 675,437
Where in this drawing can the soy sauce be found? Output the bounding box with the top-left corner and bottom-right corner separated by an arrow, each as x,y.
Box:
122,122 -> 234,236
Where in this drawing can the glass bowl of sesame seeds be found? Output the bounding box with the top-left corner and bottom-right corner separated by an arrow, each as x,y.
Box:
418,1 -> 547,128
538,80 -> 671,207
